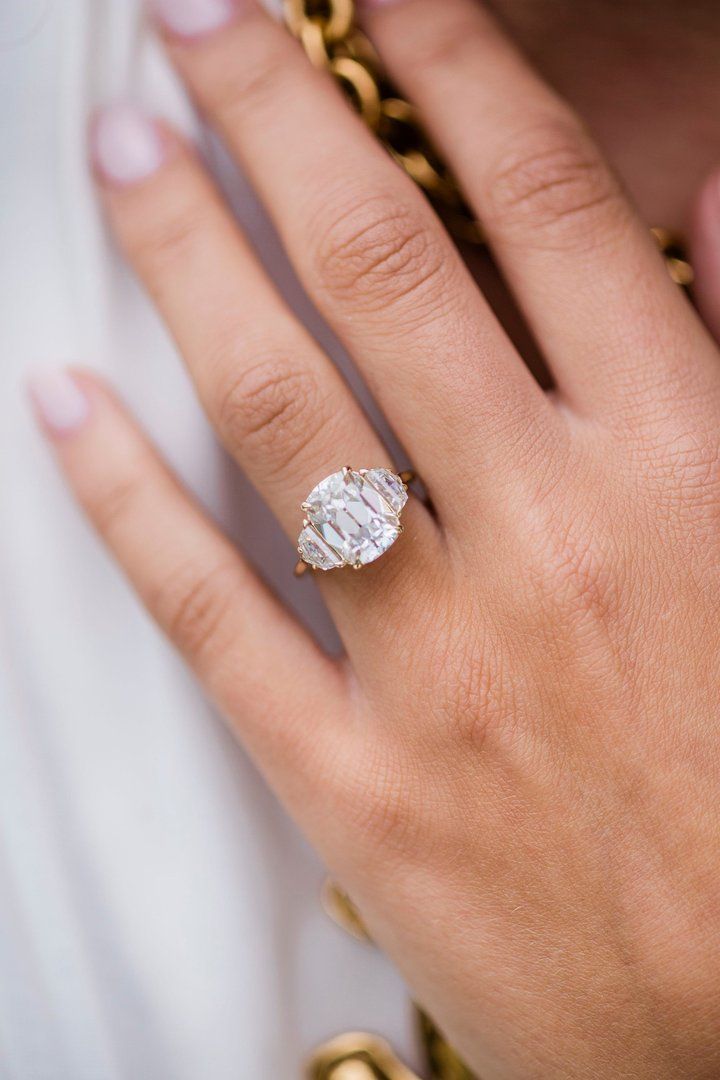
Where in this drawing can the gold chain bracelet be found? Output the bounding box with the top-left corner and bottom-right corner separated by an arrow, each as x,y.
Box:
282,0 -> 693,285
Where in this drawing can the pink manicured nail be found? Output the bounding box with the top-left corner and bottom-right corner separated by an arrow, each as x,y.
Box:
91,104 -> 165,186
28,370 -> 91,437
151,0 -> 240,37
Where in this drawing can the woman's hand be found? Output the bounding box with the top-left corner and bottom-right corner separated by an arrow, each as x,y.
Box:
31,0 -> 720,1075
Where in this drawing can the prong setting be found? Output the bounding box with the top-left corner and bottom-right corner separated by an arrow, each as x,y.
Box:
295,467 -> 411,573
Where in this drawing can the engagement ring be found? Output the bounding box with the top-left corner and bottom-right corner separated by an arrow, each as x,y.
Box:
295,467 -> 413,574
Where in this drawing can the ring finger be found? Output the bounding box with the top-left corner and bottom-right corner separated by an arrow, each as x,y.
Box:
91,107 -> 439,639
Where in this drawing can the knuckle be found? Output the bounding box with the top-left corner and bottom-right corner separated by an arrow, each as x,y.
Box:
482,116 -> 622,242
309,194 -> 445,309
158,560 -> 239,659
407,14 -> 491,74
86,467 -> 145,537
447,651 -> 507,754
529,514 -> 618,624
340,744 -> 421,854
214,355 -> 325,475
423,617 -> 509,753
203,28 -> 295,121
123,201 -> 214,273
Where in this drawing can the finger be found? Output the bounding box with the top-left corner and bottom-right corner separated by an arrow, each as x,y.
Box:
90,106 -> 439,631
91,105 -> 386,537
149,0 -> 557,514
28,368 -> 346,795
690,170 -> 720,344
361,0 -> 720,422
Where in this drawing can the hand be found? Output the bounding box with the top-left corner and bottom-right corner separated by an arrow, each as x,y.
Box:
31,0 -> 720,1076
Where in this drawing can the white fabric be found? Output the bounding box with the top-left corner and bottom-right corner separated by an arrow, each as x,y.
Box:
0,2 -> 416,1077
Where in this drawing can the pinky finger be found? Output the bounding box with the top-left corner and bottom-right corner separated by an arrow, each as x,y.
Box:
28,368 -> 346,790
690,170 -> 720,344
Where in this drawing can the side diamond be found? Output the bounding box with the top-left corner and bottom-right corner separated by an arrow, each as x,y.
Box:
298,526 -> 344,570
365,468 -> 408,513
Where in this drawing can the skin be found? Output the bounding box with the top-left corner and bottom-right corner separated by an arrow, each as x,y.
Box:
482,0 -> 720,353
474,0 -> 720,348
33,0 -> 720,1075
692,175 -> 720,341
488,0 -> 720,234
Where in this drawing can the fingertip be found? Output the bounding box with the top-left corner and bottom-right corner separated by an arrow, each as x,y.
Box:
150,0 -> 246,41
27,367 -> 93,440
89,103 -> 169,188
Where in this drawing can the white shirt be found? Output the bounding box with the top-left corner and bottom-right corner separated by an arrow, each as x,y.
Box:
0,2 -> 417,1076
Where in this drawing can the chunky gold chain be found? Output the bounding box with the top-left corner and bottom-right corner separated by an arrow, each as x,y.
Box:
283,0 -> 693,284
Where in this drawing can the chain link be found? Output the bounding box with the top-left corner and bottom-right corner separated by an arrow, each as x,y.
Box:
282,0 -> 692,280
306,1032 -> 422,1080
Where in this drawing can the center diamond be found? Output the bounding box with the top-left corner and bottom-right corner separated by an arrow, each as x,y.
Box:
299,468 -> 407,570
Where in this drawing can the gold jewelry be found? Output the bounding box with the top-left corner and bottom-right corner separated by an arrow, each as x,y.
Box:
295,467 -> 412,575
306,1032 -> 420,1080
651,227 -> 694,287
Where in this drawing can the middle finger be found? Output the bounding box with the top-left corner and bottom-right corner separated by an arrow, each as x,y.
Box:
92,108 -> 440,649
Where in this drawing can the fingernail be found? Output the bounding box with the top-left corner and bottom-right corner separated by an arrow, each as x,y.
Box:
91,104 -> 165,187
150,0 -> 240,38
28,369 -> 91,437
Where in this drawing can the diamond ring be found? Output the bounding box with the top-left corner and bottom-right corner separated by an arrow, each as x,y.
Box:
295,467 -> 414,575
